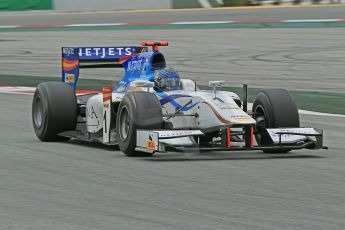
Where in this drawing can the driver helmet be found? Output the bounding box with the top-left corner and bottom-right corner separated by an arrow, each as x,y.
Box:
154,67 -> 181,91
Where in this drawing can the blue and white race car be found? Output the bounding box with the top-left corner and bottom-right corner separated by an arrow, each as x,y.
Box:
32,41 -> 326,156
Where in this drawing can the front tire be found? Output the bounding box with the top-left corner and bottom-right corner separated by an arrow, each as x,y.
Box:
252,89 -> 300,153
32,82 -> 77,141
116,91 -> 163,157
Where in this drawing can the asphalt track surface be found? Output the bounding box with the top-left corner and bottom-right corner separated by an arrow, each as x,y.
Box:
1,7 -> 345,230
1,28 -> 345,92
1,93 -> 345,230
0,5 -> 345,25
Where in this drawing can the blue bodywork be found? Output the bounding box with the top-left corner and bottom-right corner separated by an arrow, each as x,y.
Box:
61,46 -> 165,92
60,45 -> 198,110
114,51 -> 166,92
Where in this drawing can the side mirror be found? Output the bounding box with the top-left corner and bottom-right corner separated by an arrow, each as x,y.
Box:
208,80 -> 225,88
209,80 -> 225,99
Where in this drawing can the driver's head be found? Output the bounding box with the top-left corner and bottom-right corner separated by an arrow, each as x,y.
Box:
154,67 -> 180,91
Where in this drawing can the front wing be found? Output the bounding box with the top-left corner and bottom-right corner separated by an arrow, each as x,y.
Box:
136,128 -> 326,153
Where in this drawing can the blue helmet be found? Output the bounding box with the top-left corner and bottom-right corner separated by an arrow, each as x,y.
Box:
154,67 -> 181,91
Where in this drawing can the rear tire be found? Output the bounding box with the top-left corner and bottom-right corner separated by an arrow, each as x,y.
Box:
32,82 -> 77,141
116,91 -> 163,157
252,89 -> 299,153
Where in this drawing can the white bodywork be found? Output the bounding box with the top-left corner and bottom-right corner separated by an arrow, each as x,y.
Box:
77,79 -> 323,152
86,93 -> 124,133
266,128 -> 320,144
85,84 -> 255,135
158,90 -> 255,129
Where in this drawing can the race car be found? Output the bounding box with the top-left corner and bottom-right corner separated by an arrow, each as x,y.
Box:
32,41 -> 326,156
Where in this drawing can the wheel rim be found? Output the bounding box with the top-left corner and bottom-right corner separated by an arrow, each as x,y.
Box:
255,106 -> 268,130
33,95 -> 44,128
119,106 -> 130,141
254,105 -> 269,145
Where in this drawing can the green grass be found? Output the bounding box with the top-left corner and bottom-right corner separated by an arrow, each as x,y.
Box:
1,74 -> 344,115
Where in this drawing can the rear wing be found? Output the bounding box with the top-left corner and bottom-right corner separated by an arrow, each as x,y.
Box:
62,46 -> 148,89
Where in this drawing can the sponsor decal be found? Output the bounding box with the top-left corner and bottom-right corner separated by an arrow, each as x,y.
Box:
62,58 -> 78,71
87,106 -> 98,119
147,135 -> 156,151
157,130 -> 203,138
127,59 -> 143,72
220,106 -> 240,110
233,117 -> 252,120
65,73 -> 75,83
62,48 -> 75,56
79,47 -> 134,59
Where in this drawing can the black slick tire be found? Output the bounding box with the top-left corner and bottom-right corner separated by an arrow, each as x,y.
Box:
252,89 -> 300,153
32,82 -> 77,141
116,91 -> 163,157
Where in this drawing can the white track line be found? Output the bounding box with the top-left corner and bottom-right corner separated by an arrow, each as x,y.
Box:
298,109 -> 345,118
247,103 -> 345,118
172,21 -> 230,24
0,18 -> 344,29
0,25 -> 17,29
65,23 -> 126,27
283,19 -> 342,22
